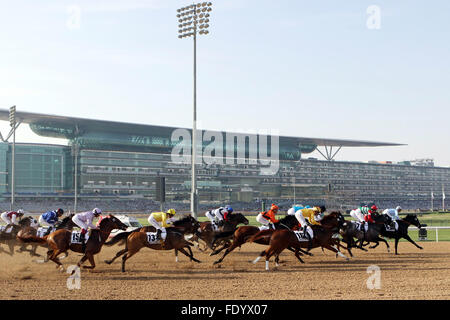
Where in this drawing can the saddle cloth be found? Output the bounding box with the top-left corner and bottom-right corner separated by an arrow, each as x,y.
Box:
354,221 -> 369,232
146,232 -> 167,244
293,227 -> 313,242
258,225 -> 270,231
70,231 -> 90,244
385,221 -> 398,232
0,225 -> 12,233
37,227 -> 52,238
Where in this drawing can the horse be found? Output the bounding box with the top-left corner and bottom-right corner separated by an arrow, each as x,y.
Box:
16,214 -> 76,258
210,214 -> 305,265
379,214 -> 424,255
0,216 -> 35,256
191,213 -> 249,251
17,215 -> 127,271
339,212 -> 391,255
104,215 -> 202,272
104,215 -> 200,263
251,212 -> 349,271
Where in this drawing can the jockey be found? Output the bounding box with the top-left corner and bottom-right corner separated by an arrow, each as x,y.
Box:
293,206 -> 326,249
39,208 -> 64,230
350,205 -> 377,231
1,209 -> 25,232
205,205 -> 233,228
147,209 -> 177,240
72,208 -> 102,250
287,205 -> 311,215
363,205 -> 378,223
382,206 -> 402,229
256,204 -> 279,229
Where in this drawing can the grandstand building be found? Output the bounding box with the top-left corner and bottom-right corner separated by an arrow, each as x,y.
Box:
0,109 -> 449,210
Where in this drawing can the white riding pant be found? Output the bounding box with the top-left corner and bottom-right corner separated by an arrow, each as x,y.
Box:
205,211 -> 217,222
350,210 -> 365,223
39,215 -> 54,227
256,213 -> 270,226
287,208 -> 296,215
72,215 -> 89,231
294,210 -> 307,228
148,216 -> 165,232
1,212 -> 12,225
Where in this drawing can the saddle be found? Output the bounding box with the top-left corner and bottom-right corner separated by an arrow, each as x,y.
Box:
37,227 -> 53,237
385,221 -> 398,232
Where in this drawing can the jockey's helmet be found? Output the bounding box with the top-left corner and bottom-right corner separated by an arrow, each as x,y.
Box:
225,205 -> 233,213
270,204 -> 279,212
166,208 -> 176,216
92,208 -> 102,216
56,208 -> 64,216
370,205 -> 378,212
396,206 -> 402,212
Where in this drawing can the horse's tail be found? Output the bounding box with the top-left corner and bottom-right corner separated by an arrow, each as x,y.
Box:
104,231 -> 134,246
16,235 -> 47,244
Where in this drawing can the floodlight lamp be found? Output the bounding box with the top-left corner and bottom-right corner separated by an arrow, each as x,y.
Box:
207,7 -> 211,12
197,3 -> 201,7
177,8 -> 181,12
207,2 -> 212,6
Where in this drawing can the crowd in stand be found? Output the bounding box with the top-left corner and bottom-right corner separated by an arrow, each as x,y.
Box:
0,198 -> 442,215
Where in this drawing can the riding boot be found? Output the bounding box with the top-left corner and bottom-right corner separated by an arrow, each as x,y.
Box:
306,228 -> 312,251
80,232 -> 86,253
156,229 -> 162,240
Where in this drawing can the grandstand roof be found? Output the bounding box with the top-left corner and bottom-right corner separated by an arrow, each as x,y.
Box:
0,108 -> 404,148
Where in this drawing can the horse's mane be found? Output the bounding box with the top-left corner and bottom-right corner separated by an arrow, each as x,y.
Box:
278,215 -> 297,224
173,215 -> 194,226
18,216 -> 33,226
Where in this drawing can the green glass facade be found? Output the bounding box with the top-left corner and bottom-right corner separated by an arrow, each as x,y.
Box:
0,143 -> 72,196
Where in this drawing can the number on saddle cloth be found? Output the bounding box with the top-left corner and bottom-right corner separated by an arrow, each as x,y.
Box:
355,221 -> 368,232
71,231 -> 89,244
293,228 -> 313,242
146,232 -> 166,244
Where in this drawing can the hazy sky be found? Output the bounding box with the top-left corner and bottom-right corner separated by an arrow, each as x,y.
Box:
0,0 -> 449,167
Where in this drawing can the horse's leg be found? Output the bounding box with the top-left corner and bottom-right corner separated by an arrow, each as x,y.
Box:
369,241 -> 379,249
402,234 -> 423,251
49,249 -> 65,271
76,254 -> 89,269
82,252 -> 96,270
323,244 -> 349,261
104,248 -> 128,265
252,249 -> 267,264
178,247 -> 201,263
394,238 -> 399,255
213,240 -> 242,265
186,245 -> 200,263
210,241 -> 231,256
294,248 -> 305,264
175,249 -> 178,263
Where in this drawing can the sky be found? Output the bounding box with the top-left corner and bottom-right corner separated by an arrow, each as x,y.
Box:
0,0 -> 449,167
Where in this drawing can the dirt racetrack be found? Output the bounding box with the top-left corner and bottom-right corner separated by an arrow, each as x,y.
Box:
1,241 -> 449,300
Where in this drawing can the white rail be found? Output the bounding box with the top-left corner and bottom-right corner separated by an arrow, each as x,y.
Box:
408,226 -> 450,242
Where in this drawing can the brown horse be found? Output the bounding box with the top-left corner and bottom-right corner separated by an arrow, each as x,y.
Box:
192,213 -> 249,251
0,216 -> 35,256
104,215 -> 201,272
210,214 -> 304,265
251,212 -> 349,270
104,215 -> 200,263
16,214 -> 76,258
17,215 -> 127,271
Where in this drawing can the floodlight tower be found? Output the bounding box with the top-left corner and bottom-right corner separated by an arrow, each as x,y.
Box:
177,2 -> 212,219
